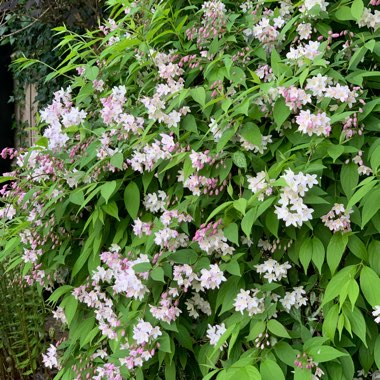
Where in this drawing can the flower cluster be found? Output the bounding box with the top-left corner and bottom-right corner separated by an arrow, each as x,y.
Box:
42,344 -> 60,369
321,203 -> 352,233
192,220 -> 234,256
206,323 -> 227,349
2,0 -> 379,377
133,319 -> 162,344
199,264 -> 226,290
239,134 -> 272,154
295,110 -> 331,137
186,0 -> 227,47
150,289 -> 182,323
41,87 -> 87,150
255,259 -> 291,283
358,7 -> 380,30
352,151 -> 372,176
128,133 -> 179,172
281,287 -> 308,311
275,170 -> 318,227
247,171 -> 274,201
286,41 -> 321,66
234,289 -> 265,316
185,292 -> 212,318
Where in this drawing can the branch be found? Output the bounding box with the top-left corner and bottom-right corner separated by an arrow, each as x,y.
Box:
0,6 -> 50,42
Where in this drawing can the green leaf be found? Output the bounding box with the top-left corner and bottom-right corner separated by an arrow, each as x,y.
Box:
225,260 -> 241,276
311,237 -> 325,274
344,306 -> 367,346
327,144 -> 344,163
271,49 -> 282,77
62,295 -> 78,325
80,326 -> 99,347
102,201 -> 119,220
247,320 -> 266,341
69,190 -> 85,206
239,123 -> 262,146
230,67 -> 246,86
260,359 -> 284,380
182,114 -> 198,133
273,98 -> 291,128
133,262 -> 152,272
158,332 -> 172,353
101,181 -> 117,203
308,346 -> 347,362
361,187 -> 380,228
224,223 -> 239,245
217,276 -> 241,315
151,267 -> 165,282
232,151 -> 247,169
374,335 -> 380,369
299,238 -> 313,274
233,198 -> 247,215
175,325 -> 193,352
217,127 -> 236,152
341,163 -> 359,198
267,319 -> 291,339
234,98 -> 250,116
165,358 -> 176,380
347,279 -> 360,309
265,210 -> 279,238
294,367 -> 312,380
221,366 -> 261,380
360,266 -> 380,306
348,45 -> 368,70
274,342 -> 299,366
351,0 -> 364,20
72,235 -> 95,278
327,233 -> 348,275
347,235 -> 367,260
110,152 -> 124,169
323,265 -> 357,305
170,249 -> 198,264
85,65 -> 99,81
369,240 -> 380,274
241,207 -> 257,237
206,201 -> 233,223
78,317 -> 95,347
124,181 -> 140,219
48,285 -> 73,303
191,87 -> 206,107
347,177 -> 377,210
370,145 -> 380,172
335,5 -> 355,20
322,304 -> 339,341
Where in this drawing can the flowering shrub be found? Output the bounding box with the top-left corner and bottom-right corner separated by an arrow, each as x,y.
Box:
2,0 -> 380,379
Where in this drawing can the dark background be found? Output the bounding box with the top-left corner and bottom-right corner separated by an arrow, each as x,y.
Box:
0,44 -> 14,175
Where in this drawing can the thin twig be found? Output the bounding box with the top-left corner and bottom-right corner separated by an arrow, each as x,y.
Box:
0,7 -> 50,41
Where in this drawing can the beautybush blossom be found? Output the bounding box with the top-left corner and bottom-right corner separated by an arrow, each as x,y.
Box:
1,0 -> 380,378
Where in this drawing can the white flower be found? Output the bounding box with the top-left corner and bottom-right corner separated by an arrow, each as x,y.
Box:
199,264 -> 226,290
133,319 -> 162,344
143,191 -> 167,213
206,323 -> 227,348
275,169 -> 317,227
52,307 -> 67,324
373,306 -> 380,324
256,259 -> 291,282
234,288 -> 265,316
42,345 -> 60,369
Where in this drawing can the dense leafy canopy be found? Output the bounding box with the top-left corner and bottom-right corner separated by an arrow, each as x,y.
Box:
1,0 -> 380,379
